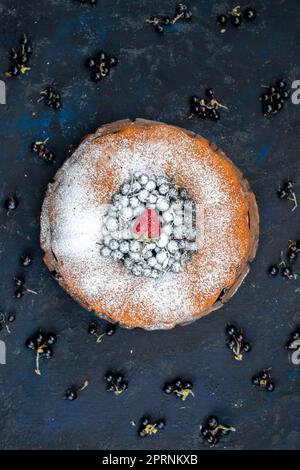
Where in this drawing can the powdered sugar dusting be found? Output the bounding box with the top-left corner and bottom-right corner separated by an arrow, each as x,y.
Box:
41,121 -> 250,329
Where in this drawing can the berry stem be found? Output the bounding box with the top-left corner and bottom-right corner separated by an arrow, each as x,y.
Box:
79,379 -> 89,391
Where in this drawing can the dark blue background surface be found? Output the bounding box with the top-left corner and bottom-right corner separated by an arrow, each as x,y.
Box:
0,0 -> 300,450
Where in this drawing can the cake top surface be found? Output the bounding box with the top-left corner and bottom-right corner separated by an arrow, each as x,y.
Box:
41,120 -> 252,329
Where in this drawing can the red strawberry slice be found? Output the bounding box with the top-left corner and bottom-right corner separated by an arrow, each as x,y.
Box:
132,209 -> 160,240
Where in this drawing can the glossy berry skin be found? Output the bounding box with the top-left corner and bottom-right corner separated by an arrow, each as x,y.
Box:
46,333 -> 57,345
142,416 -> 150,427
157,420 -> 165,430
206,434 -> 219,446
231,15 -> 242,27
268,265 -> 279,277
207,415 -> 219,430
109,56 -> 118,67
287,250 -> 297,262
163,383 -> 174,394
217,14 -> 227,26
65,389 -> 77,401
21,254 -> 32,267
105,373 -> 114,383
105,323 -> 116,336
243,342 -> 251,353
7,314 -> 15,323
87,58 -> 96,68
244,8 -> 257,21
206,88 -> 214,99
282,267 -> 292,279
266,382 -> 275,392
252,376 -> 260,386
277,188 -> 287,199
25,338 -> 36,350
5,196 -> 18,212
226,324 -> 237,336
92,71 -> 102,82
200,426 -> 210,437
15,289 -> 24,299
88,323 -> 97,335
14,276 -> 25,287
43,347 -> 53,359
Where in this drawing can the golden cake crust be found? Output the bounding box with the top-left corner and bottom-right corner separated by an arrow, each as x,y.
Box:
40,119 -> 259,330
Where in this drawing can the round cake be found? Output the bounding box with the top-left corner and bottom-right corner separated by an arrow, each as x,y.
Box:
40,119 -> 259,330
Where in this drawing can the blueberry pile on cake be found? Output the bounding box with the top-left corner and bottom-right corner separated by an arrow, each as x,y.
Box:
40,119 -> 259,330
99,173 -> 198,279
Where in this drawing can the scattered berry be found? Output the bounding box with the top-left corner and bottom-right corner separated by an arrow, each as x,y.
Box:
0,311 -> 16,334
39,87 -> 62,110
20,254 -> 32,267
88,321 -> 117,343
5,34 -> 32,77
252,368 -> 275,392
86,51 -> 118,82
190,89 -> 227,121
146,3 -> 192,34
31,137 -> 56,163
244,8 -> 257,21
163,378 -> 194,400
25,329 -> 58,375
200,416 -> 236,447
277,179 -> 297,212
64,379 -> 89,401
104,372 -> 128,396
4,196 -> 18,215
138,416 -> 165,437
225,324 -> 251,361
260,80 -> 290,117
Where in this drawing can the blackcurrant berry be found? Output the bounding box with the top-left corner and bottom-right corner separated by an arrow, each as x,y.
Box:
157,420 -> 165,430
243,8 -> 257,21
287,250 -> 297,262
277,188 -> 287,199
109,56 -> 118,67
87,58 -> 96,69
65,389 -> 77,401
226,324 -> 237,336
282,267 -> 293,279
25,338 -> 36,350
268,265 -> 279,276
266,381 -> 275,392
46,333 -> 57,345
105,323 -> 116,336
14,276 -> 25,287
15,289 -> 24,299
88,323 -> 97,335
243,342 -> 251,353
142,416 -> 150,427
163,383 -> 174,394
200,426 -> 210,437
252,376 -> 260,386
206,88 -> 214,99
217,14 -> 227,26
92,71 -> 102,82
21,254 -> 32,267
276,80 -> 286,90
5,196 -> 18,212
183,381 -> 193,389
7,314 -> 15,323
231,15 -> 242,27
43,347 -> 53,359
207,415 -> 219,430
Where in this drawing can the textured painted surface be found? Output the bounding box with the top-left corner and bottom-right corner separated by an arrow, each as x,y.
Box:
0,0 -> 300,451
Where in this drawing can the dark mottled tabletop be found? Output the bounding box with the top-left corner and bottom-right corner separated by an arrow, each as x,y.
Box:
0,0 -> 300,451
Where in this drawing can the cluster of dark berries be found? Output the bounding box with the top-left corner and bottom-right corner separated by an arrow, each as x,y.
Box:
88,321 -> 116,343
65,379 -> 89,401
0,311 -> 16,334
226,324 -> 251,361
163,378 -> 194,401
200,416 -> 236,447
252,368 -> 275,392
277,179 -> 297,212
138,416 -> 165,437
4,196 -> 18,215
26,330 -> 57,376
190,89 -> 227,121
39,87 -> 62,110
260,80 -> 290,116
268,242 -> 299,280
78,0 -> 97,5
217,6 -> 256,32
86,52 -> 118,82
14,275 -> 37,299
5,34 -> 32,77
146,3 -> 192,34
31,138 -> 55,164
104,372 -> 128,396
